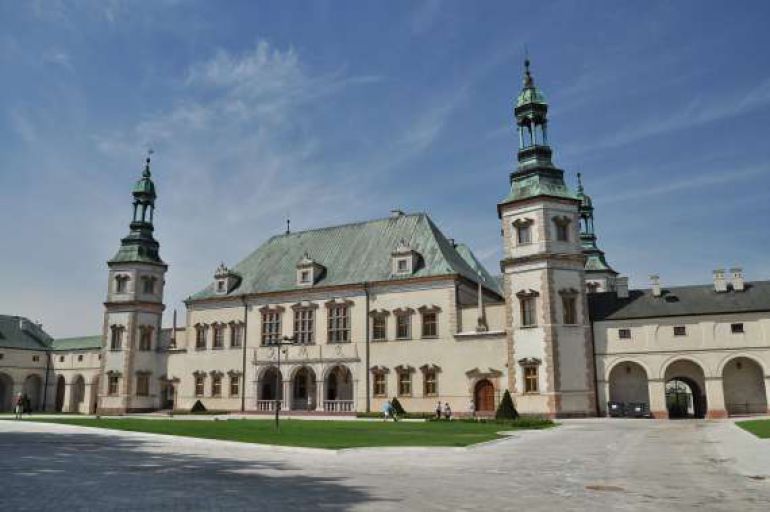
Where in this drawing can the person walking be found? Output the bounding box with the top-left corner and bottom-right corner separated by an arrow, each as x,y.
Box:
443,402 -> 452,421
381,400 -> 392,421
435,401 -> 442,420
14,393 -> 24,420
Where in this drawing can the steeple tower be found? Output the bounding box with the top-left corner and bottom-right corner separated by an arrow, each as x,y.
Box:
98,156 -> 167,414
497,59 -> 595,418
576,173 -> 618,292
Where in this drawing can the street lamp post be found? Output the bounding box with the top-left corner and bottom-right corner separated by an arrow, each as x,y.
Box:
274,335 -> 296,429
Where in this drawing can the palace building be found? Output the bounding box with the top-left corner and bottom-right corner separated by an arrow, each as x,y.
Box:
2,61 -> 769,419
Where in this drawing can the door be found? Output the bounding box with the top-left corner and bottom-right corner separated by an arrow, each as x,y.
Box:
475,379 -> 495,412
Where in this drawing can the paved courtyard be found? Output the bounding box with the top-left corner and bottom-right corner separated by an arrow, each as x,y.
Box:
1,418 -> 769,511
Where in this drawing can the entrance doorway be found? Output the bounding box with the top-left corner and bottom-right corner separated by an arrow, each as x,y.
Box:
291,367 -> 316,410
474,379 -> 495,412
55,375 -> 65,412
664,359 -> 707,419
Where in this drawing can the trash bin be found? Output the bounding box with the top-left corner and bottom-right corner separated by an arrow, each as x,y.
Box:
607,401 -> 624,417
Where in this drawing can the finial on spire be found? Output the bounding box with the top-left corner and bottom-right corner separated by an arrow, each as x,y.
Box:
143,149 -> 154,178
523,47 -> 534,88
285,216 -> 291,235
577,172 -> 583,193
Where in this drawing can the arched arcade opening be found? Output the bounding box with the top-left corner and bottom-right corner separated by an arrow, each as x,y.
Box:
664,360 -> 707,419
722,357 -> 768,416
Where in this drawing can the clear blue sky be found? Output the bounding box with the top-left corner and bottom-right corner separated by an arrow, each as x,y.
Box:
1,1 -> 769,337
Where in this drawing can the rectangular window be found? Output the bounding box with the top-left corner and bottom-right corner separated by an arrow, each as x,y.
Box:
59,355 -> 65,363
327,305 -> 350,343
562,296 -> 577,325
110,326 -> 123,350
261,311 -> 282,345
524,366 -> 539,393
373,373 -> 387,397
115,276 -> 128,293
731,323 -> 744,334
372,315 -> 387,341
230,375 -> 240,397
396,258 -> 409,273
139,327 -> 152,351
516,225 -> 531,244
231,323 -> 243,348
194,375 -> 205,397
421,312 -> 438,338
423,370 -> 438,396
618,328 -> 631,339
142,277 -> 155,294
396,314 -> 411,339
77,354 -> 83,362
673,326 -> 686,336
212,324 -> 224,349
520,298 -> 537,327
555,222 -> 569,242
299,270 -> 311,284
108,375 -> 120,396
398,371 -> 412,396
195,325 -> 207,350
136,374 -> 149,397
294,308 -> 315,344
212,375 -> 222,397
32,355 -> 39,362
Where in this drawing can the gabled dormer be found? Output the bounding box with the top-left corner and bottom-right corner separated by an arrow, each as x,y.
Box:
296,252 -> 324,286
214,263 -> 241,295
391,239 -> 420,276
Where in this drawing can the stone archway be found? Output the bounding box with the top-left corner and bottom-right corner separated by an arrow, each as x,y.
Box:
258,367 -> 283,411
70,375 -> 86,414
55,375 -> 66,412
291,367 -> 316,411
722,357 -> 768,416
664,360 -> 707,419
23,374 -> 43,412
325,365 -> 353,412
90,376 -> 100,414
0,373 -> 13,412
609,361 -> 650,405
474,379 -> 495,413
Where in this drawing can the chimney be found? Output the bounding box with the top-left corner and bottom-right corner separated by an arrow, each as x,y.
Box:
713,269 -> 727,293
616,276 -> 629,299
650,275 -> 661,297
390,209 -> 404,218
730,267 -> 744,292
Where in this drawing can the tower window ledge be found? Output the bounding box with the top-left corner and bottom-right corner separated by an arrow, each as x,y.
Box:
454,330 -> 505,339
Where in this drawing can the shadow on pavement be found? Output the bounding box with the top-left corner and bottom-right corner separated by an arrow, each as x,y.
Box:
0,429 -> 385,511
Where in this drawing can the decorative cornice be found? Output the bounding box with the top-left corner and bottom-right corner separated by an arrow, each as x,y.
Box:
370,365 -> 390,374
419,363 -> 442,373
518,357 -> 542,366
516,289 -> 540,299
417,305 -> 442,313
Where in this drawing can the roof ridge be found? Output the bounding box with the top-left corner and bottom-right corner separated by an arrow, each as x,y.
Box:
276,212 -> 427,238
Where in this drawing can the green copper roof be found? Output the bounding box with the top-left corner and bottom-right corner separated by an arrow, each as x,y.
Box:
109,242 -> 165,265
500,171 -> 579,204
51,335 -> 102,352
516,86 -> 547,108
0,315 -> 52,350
189,213 -> 502,301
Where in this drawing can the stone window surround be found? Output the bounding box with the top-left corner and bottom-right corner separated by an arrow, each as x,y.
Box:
558,288 -> 580,325
211,322 -> 226,349
395,364 -> 415,397
420,364 -> 441,397
369,309 -> 390,342
516,290 -> 539,328
326,299 -> 354,344
292,301 -> 319,345
106,371 -> 122,396
518,357 -> 541,394
512,218 -> 534,245
551,215 -> 572,242
141,275 -> 157,294
138,325 -> 154,351
114,274 -> 130,294
228,370 -> 242,397
393,308 -> 415,340
110,324 -> 125,351
193,371 -> 207,397
194,323 -> 208,350
370,365 -> 389,397
210,370 -> 224,397
228,321 -> 245,348
418,305 -> 441,339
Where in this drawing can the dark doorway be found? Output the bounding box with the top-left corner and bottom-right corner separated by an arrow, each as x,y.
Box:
666,378 -> 706,419
474,379 -> 495,412
55,375 -> 65,412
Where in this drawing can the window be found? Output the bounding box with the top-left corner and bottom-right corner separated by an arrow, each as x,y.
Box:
194,375 -> 205,397
618,328 -> 631,339
142,276 -> 156,294
230,322 -> 244,348
731,323 -> 744,334
299,270 -> 311,284
396,258 -> 409,273
108,375 -> 120,396
523,366 -> 539,393
212,324 -> 225,349
110,325 -> 124,350
398,371 -> 412,396
396,313 -> 411,339
372,315 -> 387,341
294,308 -> 315,344
59,355 -> 65,363
216,280 -> 226,293
520,297 -> 537,327
32,355 -> 40,362
77,354 -> 83,362
555,222 -> 569,242
423,369 -> 438,396
138,326 -> 152,351
211,374 -> 222,397
115,275 -> 129,293
230,375 -> 240,397
673,326 -> 686,336
195,325 -> 207,350
262,311 -> 282,345
0,354 -> 4,360
421,312 -> 438,338
327,305 -> 350,343
373,373 -> 387,397
516,224 -> 531,244
136,374 -> 149,396
562,296 -> 577,325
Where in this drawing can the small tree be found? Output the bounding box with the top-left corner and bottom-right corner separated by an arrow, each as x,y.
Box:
191,400 -> 207,414
495,390 -> 519,420
390,397 -> 406,416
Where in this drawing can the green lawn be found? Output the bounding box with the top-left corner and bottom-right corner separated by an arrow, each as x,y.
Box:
736,419 -> 770,439
26,417 -> 554,449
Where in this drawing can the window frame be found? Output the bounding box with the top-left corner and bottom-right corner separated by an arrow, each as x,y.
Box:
372,314 -> 387,341
107,375 -> 120,396
138,326 -> 153,351
373,372 -> 387,397
397,370 -> 412,396
230,322 -> 244,348
293,308 -> 315,344
261,310 -> 282,346
523,365 -> 539,393
562,295 -> 577,325
730,323 -> 744,334
195,324 -> 207,350
136,373 -> 149,397
520,297 -> 537,327
212,323 -> 225,349
194,375 -> 205,397
423,369 -> 438,396
327,304 -> 351,343
673,325 -> 686,337
618,328 -> 632,340
421,311 -> 438,338
229,374 -> 241,397
110,325 -> 124,351
211,374 -> 222,397
395,312 -> 412,340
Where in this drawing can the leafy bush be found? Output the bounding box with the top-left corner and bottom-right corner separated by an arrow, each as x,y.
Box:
495,390 -> 519,420
390,397 -> 406,416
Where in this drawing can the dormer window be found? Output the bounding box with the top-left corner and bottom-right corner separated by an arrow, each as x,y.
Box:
213,263 -> 241,295
296,253 -> 324,286
513,218 -> 533,245
391,239 -> 419,276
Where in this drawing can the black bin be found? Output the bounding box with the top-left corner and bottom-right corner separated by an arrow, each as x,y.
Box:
625,402 -> 649,418
607,401 -> 624,417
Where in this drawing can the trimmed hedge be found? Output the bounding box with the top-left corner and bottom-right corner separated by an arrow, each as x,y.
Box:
390,397 -> 406,416
495,390 -> 519,420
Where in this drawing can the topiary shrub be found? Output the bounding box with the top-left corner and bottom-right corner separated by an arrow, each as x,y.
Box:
190,400 -> 207,414
495,390 -> 519,420
390,397 -> 406,416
